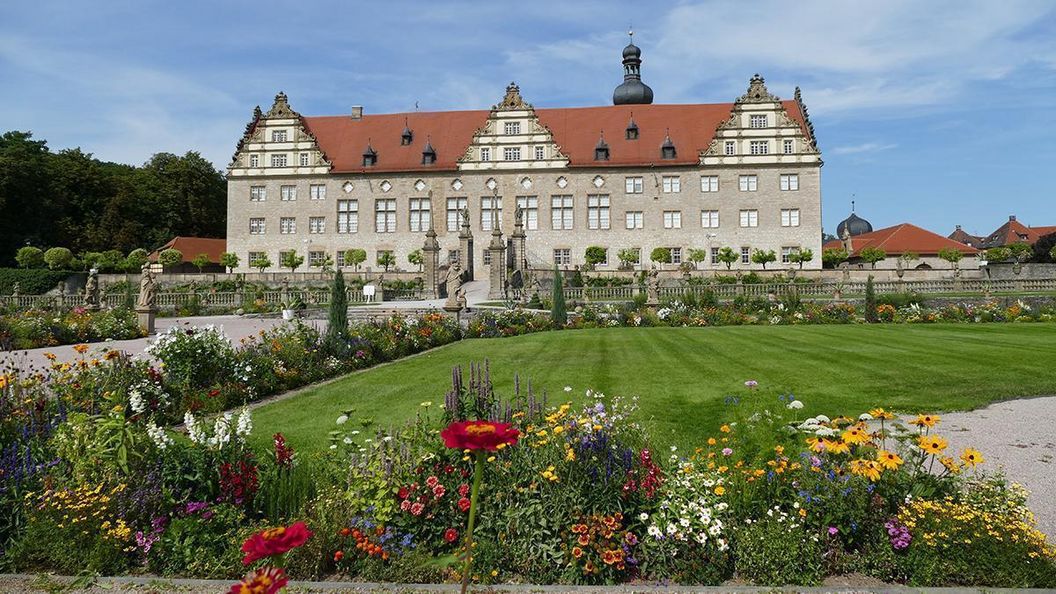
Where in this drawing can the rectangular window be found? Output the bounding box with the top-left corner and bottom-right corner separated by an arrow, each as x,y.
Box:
724,141 -> 736,156
553,248 -> 571,266
534,145 -> 545,160
781,208 -> 800,227
700,175 -> 719,192
248,251 -> 264,266
280,185 -> 296,201
299,153 -> 309,167
409,197 -> 431,232
710,247 -> 719,264
783,139 -> 794,154
670,247 -> 683,265
739,175 -> 758,191
741,247 -> 751,264
480,147 -> 491,162
504,121 -> 521,135
375,199 -> 396,233
662,175 -> 681,193
781,246 -> 798,264
749,114 -> 768,128
270,154 -> 287,167
625,176 -> 644,193
503,147 -> 521,161
749,140 -> 769,155
250,186 -> 266,201
309,251 -> 325,267
249,218 -> 265,235
280,217 -> 296,234
625,211 -> 643,229
739,209 -> 759,228
482,249 -> 492,266
249,154 -> 259,167
337,200 -> 359,234
780,174 -> 799,191
701,210 -> 720,228
308,216 -> 325,234
480,196 -> 503,231
446,197 -> 467,232
550,195 -> 573,230
271,130 -> 287,142
516,195 -> 538,230
310,184 -> 326,200
336,251 -> 346,267
587,194 -> 610,230
663,211 -> 682,229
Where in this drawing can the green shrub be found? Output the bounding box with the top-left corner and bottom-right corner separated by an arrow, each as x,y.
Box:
865,275 -> 877,323
148,502 -> 252,578
733,507 -> 824,585
551,265 -> 566,327
0,268 -> 71,295
15,246 -> 45,269
877,292 -> 926,309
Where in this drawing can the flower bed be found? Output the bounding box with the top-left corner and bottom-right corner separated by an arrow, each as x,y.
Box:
2,352 -> 1053,586
0,307 -> 143,350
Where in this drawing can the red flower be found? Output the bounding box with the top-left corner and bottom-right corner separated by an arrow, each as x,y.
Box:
426,475 -> 439,488
440,420 -> 520,451
432,484 -> 446,498
409,502 -> 424,516
333,550 -> 344,562
458,483 -> 470,497
241,521 -> 313,565
397,487 -> 409,500
400,499 -> 411,512
444,528 -> 459,543
457,497 -> 471,512
228,566 -> 288,594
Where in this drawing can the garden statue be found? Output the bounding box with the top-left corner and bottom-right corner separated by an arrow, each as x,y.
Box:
137,262 -> 157,309
514,205 -> 524,227
84,268 -> 100,310
11,282 -> 19,296
896,257 -> 905,279
57,281 -> 65,296
444,262 -> 464,311
646,267 -> 661,307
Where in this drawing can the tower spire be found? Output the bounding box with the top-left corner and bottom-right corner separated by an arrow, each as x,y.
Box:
613,32 -> 653,105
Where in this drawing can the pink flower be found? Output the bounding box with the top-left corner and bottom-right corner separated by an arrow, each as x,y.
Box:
410,502 -> 424,516
721,448 -> 733,456
828,526 -> 838,536
425,475 -> 439,489
400,500 -> 411,512
744,380 -> 758,388
432,484 -> 446,498
458,483 -> 470,497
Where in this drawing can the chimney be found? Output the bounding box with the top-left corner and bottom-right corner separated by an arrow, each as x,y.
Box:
350,106 -> 363,120
955,225 -> 962,230
1009,215 -> 1016,221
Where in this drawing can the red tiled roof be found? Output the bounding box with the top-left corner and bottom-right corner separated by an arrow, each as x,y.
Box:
823,223 -> 980,257
303,101 -> 810,174
947,227 -> 983,247
149,237 -> 227,263
1031,225 -> 1056,237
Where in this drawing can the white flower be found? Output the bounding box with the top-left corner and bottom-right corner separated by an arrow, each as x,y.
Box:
715,502 -> 728,511
670,445 -> 678,452
708,524 -> 722,536
859,413 -> 873,421
639,512 -> 649,522
343,437 -> 353,444
793,501 -> 800,509
564,386 -> 572,393
814,415 -> 830,423
787,400 -> 804,410
184,411 -> 205,445
129,389 -> 145,415
235,408 -> 252,437
679,518 -> 690,527
666,524 -> 677,535
336,415 -> 349,425
814,427 -> 836,437
146,422 -> 172,450
647,525 -> 662,538
718,538 -> 729,552
383,436 -> 393,442
329,444 -> 337,450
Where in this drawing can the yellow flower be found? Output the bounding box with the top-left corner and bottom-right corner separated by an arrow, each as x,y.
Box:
849,459 -> 882,481
713,485 -> 725,496
774,445 -> 784,454
565,448 -> 575,462
720,424 -> 731,433
918,435 -> 948,455
798,508 -> 807,517
960,448 -> 984,467
910,414 -> 940,428
841,426 -> 870,445
868,408 -> 895,420
707,437 -> 717,446
827,440 -> 850,455
877,449 -> 904,470
72,344 -> 89,354
552,426 -> 564,434
940,456 -> 961,474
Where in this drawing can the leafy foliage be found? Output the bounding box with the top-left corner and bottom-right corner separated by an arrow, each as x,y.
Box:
859,247 -> 887,268
822,248 -> 849,268
159,249 -> 183,269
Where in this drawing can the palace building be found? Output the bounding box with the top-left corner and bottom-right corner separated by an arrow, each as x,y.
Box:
226,40 -> 823,274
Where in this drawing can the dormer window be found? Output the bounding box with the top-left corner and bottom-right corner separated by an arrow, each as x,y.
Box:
362,142 -> 377,167
660,132 -> 677,160
626,116 -> 639,140
401,120 -> 413,145
594,133 -> 610,161
421,140 -> 436,165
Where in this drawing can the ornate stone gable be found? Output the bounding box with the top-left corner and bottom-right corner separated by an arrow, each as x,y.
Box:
228,92 -> 331,176
457,82 -> 568,171
700,74 -> 821,165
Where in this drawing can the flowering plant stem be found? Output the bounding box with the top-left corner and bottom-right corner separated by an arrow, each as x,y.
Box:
460,451 -> 485,594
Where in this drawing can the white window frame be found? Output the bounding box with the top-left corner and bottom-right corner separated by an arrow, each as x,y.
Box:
250,186 -> 266,201
749,140 -> 769,155
270,154 -> 287,167
446,197 -> 467,232
375,199 -> 396,233
700,175 -> 719,192
516,196 -> 539,231
503,146 -> 521,161
534,145 -> 545,160
279,217 -> 296,234
551,195 -> 573,230
308,216 -> 325,234
739,175 -> 758,192
741,247 -> 751,264
271,130 -> 288,142
701,210 -> 719,228
249,154 -> 259,167
625,211 -> 643,230
299,152 -> 310,167
480,196 -> 503,231
280,185 -> 296,201
337,199 -> 359,234
780,174 -> 799,191
662,175 -> 681,193
663,210 -> 682,229
553,248 -> 571,266
670,247 -> 683,265
504,121 -> 521,135
409,198 -> 431,233
248,251 -> 264,266
310,184 -> 326,200
749,114 -> 767,128
249,218 -> 265,235
781,208 -> 800,227
480,147 -> 491,162
739,209 -> 759,228
781,246 -> 798,264
710,247 -> 719,264
308,250 -> 326,267
587,194 -> 610,230
783,139 -> 794,154
625,176 -> 644,193
724,141 -> 736,156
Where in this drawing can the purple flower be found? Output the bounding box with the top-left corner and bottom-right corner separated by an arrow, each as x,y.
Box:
744,380 -> 758,388
828,526 -> 838,536
722,448 -> 733,456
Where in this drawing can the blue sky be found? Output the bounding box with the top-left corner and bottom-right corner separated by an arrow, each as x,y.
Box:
2,0 -> 1055,237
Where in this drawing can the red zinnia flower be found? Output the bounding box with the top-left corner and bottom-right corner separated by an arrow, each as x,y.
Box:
457,497 -> 471,512
241,521 -> 313,565
432,484 -> 446,498
444,528 -> 459,543
333,550 -> 344,562
410,502 -> 424,516
458,483 -> 470,497
228,566 -> 288,594
425,475 -> 439,488
440,420 -> 520,451
397,487 -> 409,499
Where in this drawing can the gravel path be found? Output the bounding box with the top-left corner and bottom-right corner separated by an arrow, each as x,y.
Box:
929,396 -> 1056,538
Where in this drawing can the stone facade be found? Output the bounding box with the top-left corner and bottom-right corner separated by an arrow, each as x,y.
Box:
227,78 -> 823,275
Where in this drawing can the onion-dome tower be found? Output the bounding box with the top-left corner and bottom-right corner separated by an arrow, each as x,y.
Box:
613,31 -> 654,105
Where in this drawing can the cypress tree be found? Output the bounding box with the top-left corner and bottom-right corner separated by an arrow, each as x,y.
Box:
551,264 -> 566,327
864,274 -> 877,323
326,269 -> 349,344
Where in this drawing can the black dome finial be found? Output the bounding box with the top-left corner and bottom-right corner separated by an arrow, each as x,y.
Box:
613,32 -> 653,105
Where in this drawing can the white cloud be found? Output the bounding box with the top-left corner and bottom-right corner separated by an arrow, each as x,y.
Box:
831,142 -> 898,156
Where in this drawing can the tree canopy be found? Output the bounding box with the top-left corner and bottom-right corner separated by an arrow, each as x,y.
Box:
0,131 -> 226,266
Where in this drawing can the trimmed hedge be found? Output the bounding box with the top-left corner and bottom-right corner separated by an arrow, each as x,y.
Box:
0,268 -> 76,295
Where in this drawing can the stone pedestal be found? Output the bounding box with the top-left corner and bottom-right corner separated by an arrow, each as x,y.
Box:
511,209 -> 527,272
422,224 -> 441,299
459,209 -> 474,281
136,307 -> 157,335
488,227 -> 507,300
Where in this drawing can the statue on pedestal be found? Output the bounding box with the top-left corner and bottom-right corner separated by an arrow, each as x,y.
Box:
137,263 -> 157,309
84,269 -> 100,310
444,262 -> 465,311
646,267 -> 661,306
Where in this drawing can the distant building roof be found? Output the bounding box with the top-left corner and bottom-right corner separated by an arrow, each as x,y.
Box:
948,225 -> 984,248
824,223 -> 980,257
149,237 -> 226,263
981,215 -> 1056,248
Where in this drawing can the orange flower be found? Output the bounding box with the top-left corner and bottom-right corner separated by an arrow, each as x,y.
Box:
72,344 -> 89,354
43,352 -> 57,361
720,424 -> 731,433
910,414 -> 940,428
571,546 -> 583,559
940,456 -> 961,474
849,459 -> 881,481
868,408 -> 895,420
713,485 -> 725,496
918,435 -> 948,455
841,425 -> 870,445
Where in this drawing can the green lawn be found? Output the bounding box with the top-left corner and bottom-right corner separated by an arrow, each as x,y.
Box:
251,324 -> 1056,454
